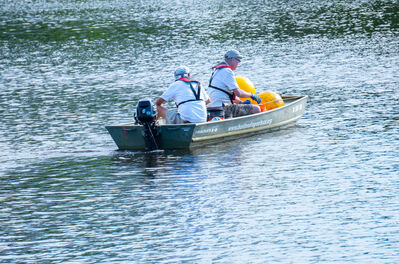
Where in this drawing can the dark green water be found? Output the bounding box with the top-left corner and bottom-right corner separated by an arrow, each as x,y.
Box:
1,0 -> 398,263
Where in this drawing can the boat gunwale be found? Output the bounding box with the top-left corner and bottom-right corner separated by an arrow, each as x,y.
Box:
193,95 -> 307,127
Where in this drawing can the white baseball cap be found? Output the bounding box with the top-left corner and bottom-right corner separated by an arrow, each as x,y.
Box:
174,66 -> 190,79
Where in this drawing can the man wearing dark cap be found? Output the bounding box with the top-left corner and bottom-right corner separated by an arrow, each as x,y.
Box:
156,66 -> 210,124
207,49 -> 261,118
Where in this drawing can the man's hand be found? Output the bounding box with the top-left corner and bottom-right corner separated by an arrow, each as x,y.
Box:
250,94 -> 261,104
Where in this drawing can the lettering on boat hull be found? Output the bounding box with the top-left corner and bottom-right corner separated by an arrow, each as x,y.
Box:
227,119 -> 273,132
196,127 -> 219,134
292,103 -> 304,113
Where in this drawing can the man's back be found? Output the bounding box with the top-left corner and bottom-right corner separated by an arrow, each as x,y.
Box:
161,80 -> 208,123
207,66 -> 239,108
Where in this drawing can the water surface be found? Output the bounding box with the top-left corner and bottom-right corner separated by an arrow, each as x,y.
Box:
1,0 -> 398,263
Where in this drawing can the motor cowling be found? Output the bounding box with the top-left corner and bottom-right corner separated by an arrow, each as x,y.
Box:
136,99 -> 156,124
135,99 -> 159,151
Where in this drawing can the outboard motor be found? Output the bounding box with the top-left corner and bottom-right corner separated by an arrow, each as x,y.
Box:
135,99 -> 159,151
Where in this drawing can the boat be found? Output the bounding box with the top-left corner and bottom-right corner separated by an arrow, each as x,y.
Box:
105,95 -> 308,151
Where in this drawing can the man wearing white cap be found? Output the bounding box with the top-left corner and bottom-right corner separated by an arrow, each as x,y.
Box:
156,66 -> 210,124
207,49 -> 261,118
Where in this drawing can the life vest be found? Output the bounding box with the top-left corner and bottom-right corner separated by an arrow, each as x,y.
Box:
175,78 -> 203,107
213,64 -> 232,70
208,63 -> 236,103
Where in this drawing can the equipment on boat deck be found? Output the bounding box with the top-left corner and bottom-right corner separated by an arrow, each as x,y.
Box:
207,107 -> 225,121
235,76 -> 257,104
258,91 -> 285,110
135,99 -> 159,150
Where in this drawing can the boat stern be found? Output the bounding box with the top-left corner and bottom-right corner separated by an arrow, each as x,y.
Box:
105,124 -> 147,150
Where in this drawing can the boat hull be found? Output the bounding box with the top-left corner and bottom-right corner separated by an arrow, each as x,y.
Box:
106,95 -> 307,150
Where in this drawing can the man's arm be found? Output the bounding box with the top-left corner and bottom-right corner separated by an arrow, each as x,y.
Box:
155,97 -> 166,106
155,97 -> 167,119
232,88 -> 252,98
232,88 -> 261,104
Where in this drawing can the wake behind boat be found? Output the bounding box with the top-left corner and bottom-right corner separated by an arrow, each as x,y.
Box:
105,95 -> 308,151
